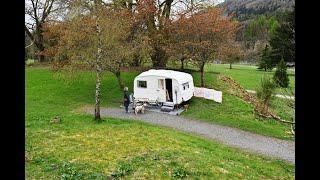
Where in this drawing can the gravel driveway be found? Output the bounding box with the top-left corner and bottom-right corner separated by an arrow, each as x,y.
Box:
81,107 -> 295,164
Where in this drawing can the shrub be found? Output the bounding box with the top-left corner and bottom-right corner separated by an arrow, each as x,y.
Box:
256,76 -> 276,115
26,59 -> 35,66
273,58 -> 289,88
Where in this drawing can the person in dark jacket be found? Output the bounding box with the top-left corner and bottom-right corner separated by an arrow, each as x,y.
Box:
123,87 -> 130,113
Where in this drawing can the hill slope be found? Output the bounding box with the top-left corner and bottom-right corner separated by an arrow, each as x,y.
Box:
218,0 -> 295,21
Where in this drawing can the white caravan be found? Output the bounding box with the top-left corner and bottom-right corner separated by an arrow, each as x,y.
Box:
133,69 -> 194,106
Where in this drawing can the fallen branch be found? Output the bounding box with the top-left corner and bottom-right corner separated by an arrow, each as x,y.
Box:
220,75 -> 295,134
255,110 -> 295,124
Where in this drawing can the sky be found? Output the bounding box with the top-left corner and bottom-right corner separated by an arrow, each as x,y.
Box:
215,0 -> 225,4
25,0 -> 226,27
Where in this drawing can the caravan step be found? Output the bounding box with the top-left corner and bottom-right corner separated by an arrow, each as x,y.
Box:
163,102 -> 174,107
161,105 -> 174,112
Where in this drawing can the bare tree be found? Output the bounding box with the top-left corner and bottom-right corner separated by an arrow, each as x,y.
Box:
25,0 -> 69,62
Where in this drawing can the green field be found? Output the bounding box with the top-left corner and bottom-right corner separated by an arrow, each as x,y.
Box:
146,62 -> 294,140
183,72 -> 293,140
26,66 -> 294,140
26,67 -> 294,179
162,62 -> 295,95
204,63 -> 295,94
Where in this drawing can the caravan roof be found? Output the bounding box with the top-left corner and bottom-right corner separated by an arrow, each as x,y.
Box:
136,69 -> 193,84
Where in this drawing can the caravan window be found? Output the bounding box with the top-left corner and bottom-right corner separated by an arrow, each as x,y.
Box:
137,80 -> 147,88
182,82 -> 189,90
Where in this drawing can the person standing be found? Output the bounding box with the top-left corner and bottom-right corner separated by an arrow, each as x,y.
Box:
123,87 -> 130,113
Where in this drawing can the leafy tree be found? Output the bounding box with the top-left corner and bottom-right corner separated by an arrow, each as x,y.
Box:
258,44 -> 275,71
269,8 -> 295,63
219,41 -> 242,69
135,0 -> 217,67
47,1 -> 139,120
133,0 -> 173,67
273,58 -> 289,88
172,7 -> 238,87
243,15 -> 280,47
25,0 -> 68,62
268,16 -> 281,37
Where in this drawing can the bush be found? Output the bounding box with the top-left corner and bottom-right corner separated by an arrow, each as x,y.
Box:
26,59 -> 35,66
256,76 -> 276,115
273,58 -> 289,88
257,76 -> 276,103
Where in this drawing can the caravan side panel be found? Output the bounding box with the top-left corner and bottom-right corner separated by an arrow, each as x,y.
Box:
133,76 -> 166,102
179,80 -> 194,104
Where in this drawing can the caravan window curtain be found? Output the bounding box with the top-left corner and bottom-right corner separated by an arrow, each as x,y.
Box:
158,79 -> 164,89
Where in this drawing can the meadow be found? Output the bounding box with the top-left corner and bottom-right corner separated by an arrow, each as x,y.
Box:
25,67 -> 294,179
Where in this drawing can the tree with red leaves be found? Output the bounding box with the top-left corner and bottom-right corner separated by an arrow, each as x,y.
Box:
172,7 -> 238,87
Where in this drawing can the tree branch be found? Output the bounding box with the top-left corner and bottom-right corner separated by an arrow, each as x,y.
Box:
25,40 -> 35,49
31,0 -> 40,28
41,0 -> 55,23
25,25 -> 42,49
25,25 -> 35,42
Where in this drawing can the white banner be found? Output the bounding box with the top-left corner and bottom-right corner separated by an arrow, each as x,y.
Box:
203,88 -> 214,100
193,87 -> 204,97
212,89 -> 222,103
194,87 -> 222,103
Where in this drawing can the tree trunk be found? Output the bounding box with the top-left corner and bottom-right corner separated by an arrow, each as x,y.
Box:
200,63 -> 205,87
36,24 -> 45,62
115,71 -> 124,90
264,67 -> 267,71
151,46 -> 168,67
180,57 -> 185,70
230,63 -> 232,69
94,62 -> 102,120
38,54 -> 45,62
37,41 -> 45,62
25,25 -> 46,62
94,13 -> 102,121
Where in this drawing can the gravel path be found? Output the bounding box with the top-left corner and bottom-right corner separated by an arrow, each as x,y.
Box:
82,107 -> 295,164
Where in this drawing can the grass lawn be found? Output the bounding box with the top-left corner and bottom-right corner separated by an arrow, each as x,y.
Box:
204,63 -> 295,95
162,61 -> 295,95
184,72 -> 294,141
26,67 -> 294,179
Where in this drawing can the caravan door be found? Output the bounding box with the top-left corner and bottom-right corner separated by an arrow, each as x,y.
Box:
157,79 -> 166,102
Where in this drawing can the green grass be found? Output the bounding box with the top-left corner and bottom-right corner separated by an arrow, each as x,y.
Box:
183,72 -> 293,140
162,61 -> 295,95
26,67 -> 294,179
147,61 -> 294,139
204,63 -> 295,95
